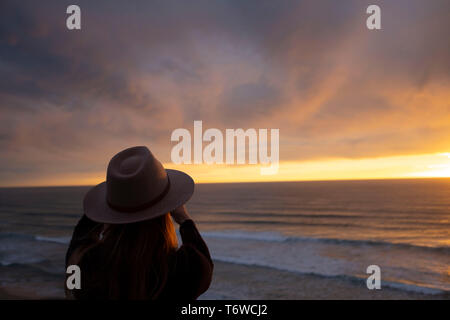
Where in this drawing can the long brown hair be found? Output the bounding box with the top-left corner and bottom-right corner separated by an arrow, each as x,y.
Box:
67,213 -> 178,299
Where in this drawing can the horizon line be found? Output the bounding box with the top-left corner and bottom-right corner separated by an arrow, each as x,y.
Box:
1,176 -> 449,189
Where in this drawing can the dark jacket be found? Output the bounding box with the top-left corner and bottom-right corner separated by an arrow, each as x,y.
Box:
65,215 -> 213,299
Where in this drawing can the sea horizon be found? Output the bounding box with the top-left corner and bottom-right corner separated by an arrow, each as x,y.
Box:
2,176 -> 450,189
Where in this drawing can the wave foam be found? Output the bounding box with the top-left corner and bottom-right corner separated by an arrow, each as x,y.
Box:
202,230 -> 450,253
212,256 -> 449,296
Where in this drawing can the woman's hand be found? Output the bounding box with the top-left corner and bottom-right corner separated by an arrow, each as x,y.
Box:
170,205 -> 192,225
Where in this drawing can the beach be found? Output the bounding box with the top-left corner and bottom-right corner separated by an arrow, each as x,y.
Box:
0,260 -> 448,300
203,261 -> 449,300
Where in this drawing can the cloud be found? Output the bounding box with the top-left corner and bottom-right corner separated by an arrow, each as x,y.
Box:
0,0 -> 449,185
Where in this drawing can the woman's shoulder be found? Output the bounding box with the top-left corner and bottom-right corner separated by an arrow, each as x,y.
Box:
72,215 -> 102,238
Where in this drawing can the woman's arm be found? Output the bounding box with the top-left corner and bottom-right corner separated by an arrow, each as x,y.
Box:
171,206 -> 214,298
171,205 -> 212,262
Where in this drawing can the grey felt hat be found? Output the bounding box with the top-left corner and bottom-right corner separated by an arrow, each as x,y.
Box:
84,146 -> 194,224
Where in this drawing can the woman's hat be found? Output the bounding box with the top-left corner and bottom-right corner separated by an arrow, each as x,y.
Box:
83,146 -> 194,224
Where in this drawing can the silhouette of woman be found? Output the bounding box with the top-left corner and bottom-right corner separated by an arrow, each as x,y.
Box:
65,146 -> 213,299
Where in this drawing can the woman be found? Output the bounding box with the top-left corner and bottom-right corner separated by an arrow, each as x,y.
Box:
65,146 -> 213,299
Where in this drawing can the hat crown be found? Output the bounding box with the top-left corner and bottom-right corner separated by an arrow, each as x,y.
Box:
106,146 -> 168,210
119,155 -> 142,175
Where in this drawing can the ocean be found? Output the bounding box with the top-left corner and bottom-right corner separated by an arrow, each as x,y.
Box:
0,179 -> 449,298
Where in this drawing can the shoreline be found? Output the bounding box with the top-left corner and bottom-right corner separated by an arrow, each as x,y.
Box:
1,261 -> 448,300
202,261 -> 449,300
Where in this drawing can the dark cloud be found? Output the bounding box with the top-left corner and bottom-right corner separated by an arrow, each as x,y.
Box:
0,0 -> 449,185
220,81 -> 283,121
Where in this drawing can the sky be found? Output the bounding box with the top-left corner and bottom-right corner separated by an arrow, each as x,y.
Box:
0,0 -> 449,186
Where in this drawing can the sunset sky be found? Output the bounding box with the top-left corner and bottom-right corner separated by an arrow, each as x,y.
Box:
1,0 -> 449,187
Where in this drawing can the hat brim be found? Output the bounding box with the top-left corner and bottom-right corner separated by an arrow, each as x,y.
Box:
84,169 -> 194,224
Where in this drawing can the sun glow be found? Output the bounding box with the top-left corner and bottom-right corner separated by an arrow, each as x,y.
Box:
5,152 -> 450,187
164,152 -> 450,184
410,153 -> 450,178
